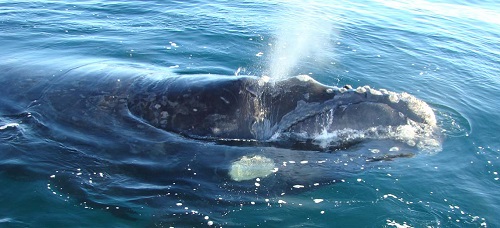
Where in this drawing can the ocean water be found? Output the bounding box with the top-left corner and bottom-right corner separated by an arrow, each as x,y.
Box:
0,0 -> 499,227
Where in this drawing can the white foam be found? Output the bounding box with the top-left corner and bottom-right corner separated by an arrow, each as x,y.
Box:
0,123 -> 19,130
386,220 -> 412,228
304,121 -> 441,153
389,147 -> 400,152
313,199 -> 324,203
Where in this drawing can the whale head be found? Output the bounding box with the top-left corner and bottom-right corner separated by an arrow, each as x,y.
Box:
128,75 -> 441,151
247,75 -> 440,151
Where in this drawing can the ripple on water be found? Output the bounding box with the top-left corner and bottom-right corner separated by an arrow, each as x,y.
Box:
433,104 -> 471,138
0,113 -> 29,141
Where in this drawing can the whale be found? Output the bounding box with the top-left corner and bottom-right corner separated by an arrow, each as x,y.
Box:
0,57 -> 440,152
0,57 -> 442,222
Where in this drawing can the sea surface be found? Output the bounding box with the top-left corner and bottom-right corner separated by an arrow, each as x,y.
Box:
1,0 -> 499,227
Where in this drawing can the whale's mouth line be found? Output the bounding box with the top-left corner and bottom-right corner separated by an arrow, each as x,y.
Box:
282,108 -> 335,132
279,100 -> 402,133
269,98 -> 370,140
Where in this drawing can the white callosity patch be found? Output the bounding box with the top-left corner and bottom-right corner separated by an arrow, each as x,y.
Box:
355,86 -> 437,128
295,74 -> 313,82
355,86 -> 367,94
229,155 -> 276,181
399,92 -> 437,126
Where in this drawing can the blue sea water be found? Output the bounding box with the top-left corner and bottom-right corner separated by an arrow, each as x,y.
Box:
0,0 -> 499,227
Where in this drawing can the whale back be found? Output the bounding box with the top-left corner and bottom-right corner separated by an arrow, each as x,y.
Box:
127,76 -> 260,140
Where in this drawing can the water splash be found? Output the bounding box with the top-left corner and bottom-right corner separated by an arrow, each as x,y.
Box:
267,0 -> 338,81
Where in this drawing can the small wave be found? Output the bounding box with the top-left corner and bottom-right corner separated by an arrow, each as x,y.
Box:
0,111 -> 44,141
433,104 -> 471,138
0,217 -> 27,226
0,123 -> 19,130
0,119 -> 23,141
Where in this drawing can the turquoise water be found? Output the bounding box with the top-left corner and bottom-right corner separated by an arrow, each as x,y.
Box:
1,0 -> 499,227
